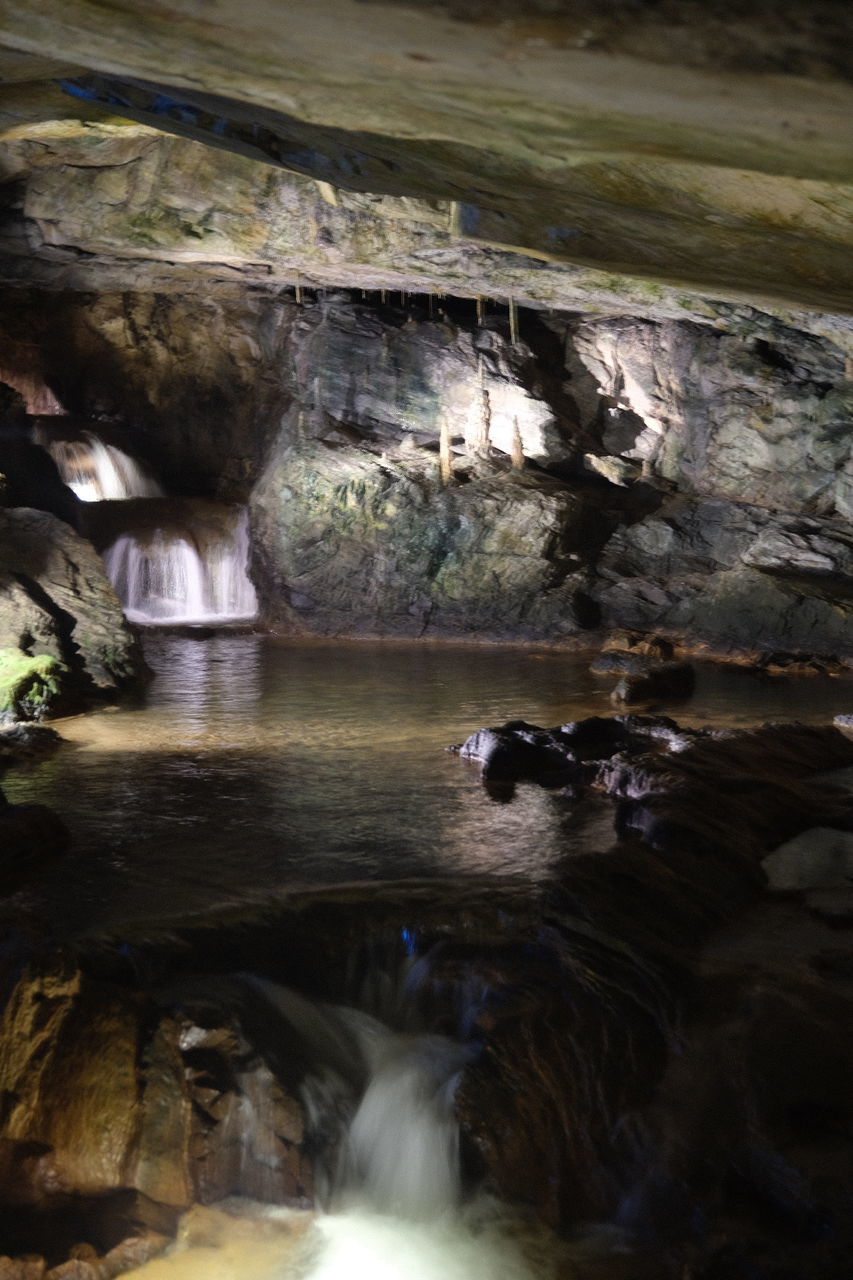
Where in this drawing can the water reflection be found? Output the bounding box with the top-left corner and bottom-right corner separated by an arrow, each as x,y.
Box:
4,634 -> 853,939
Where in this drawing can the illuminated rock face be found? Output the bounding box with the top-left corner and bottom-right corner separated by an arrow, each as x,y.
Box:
4,282 -> 853,656
1,2 -> 853,312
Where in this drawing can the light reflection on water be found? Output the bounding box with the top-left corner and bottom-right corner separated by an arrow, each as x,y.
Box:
4,633 -> 853,937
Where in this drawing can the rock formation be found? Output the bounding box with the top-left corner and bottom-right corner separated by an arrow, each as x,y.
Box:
0,507 -> 141,720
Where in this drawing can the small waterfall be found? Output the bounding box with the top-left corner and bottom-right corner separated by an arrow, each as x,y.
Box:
44,429 -> 163,501
238,974 -> 468,1220
140,971 -> 558,1280
102,505 -> 258,626
337,1031 -> 468,1221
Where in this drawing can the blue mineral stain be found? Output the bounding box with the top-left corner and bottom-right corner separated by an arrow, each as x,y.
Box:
401,926 -> 417,956
547,225 -> 583,242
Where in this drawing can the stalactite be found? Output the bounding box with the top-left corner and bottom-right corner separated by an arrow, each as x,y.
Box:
476,295 -> 485,326
475,354 -> 491,452
509,296 -> 519,345
295,275 -> 303,305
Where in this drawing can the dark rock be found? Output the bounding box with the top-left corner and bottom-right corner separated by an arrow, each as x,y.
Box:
590,649 -> 659,676
0,724 -> 63,770
0,430 -> 80,529
0,792 -> 71,890
610,662 -> 696,706
0,507 -> 141,718
452,720 -> 575,785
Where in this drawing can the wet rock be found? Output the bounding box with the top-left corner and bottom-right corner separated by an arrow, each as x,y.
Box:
610,662 -> 696,706
453,715 -> 853,1233
0,962 -> 312,1226
0,724 -> 63,769
451,721 -> 575,786
100,1233 -> 169,1278
0,508 -> 141,717
589,650 -> 658,676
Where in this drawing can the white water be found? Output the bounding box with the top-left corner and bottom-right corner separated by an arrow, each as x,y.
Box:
103,508 -> 258,625
44,430 -> 163,501
338,1031 -> 468,1220
123,978 -> 557,1280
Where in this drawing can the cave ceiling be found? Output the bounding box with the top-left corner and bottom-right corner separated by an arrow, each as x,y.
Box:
0,1 -> 851,335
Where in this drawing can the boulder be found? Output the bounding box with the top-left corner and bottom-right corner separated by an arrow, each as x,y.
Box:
0,507 -> 141,717
252,440 -> 597,639
0,962 -> 312,1245
0,724 -> 62,769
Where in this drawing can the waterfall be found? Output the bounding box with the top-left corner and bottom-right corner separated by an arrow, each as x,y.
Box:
40,428 -> 163,501
102,506 -> 258,626
41,425 -> 259,628
137,972 -> 557,1279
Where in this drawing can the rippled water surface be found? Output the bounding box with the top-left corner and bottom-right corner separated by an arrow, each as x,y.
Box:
5,633 -> 853,937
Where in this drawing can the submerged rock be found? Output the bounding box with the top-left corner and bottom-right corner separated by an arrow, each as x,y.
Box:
610,662 -> 696,706
0,724 -> 63,769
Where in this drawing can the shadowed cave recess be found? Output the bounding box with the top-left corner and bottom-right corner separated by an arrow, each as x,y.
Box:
2,2 -> 853,1278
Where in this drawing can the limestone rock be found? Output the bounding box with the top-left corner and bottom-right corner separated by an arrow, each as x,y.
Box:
0,506 -> 141,713
1,3 -> 853,313
595,496 -> 853,659
575,316 -> 850,516
252,441 -> 594,638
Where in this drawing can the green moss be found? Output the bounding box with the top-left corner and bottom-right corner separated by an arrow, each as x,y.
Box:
0,648 -> 69,722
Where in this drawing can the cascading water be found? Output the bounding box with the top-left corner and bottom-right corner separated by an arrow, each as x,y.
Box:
43,429 -> 163,501
102,505 -> 258,626
44,430 -> 162,499
130,973 -> 558,1280
38,423 -> 259,626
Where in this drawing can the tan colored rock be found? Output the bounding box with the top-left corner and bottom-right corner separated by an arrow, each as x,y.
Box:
100,1235 -> 169,1280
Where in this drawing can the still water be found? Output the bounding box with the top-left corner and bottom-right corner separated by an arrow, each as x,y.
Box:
5,633 -> 852,939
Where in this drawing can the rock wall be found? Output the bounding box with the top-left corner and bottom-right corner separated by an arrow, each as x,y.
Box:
4,285 -> 853,658
0,961 -> 311,1261
575,316 -> 853,658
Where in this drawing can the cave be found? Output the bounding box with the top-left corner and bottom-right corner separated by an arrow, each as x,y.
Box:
1,3 -> 853,1277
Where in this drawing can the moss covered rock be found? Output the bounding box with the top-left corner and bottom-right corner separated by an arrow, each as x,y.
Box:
0,649 -> 69,723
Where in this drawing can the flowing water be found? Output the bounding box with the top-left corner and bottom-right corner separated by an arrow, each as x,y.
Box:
42,428 -> 163,501
38,425 -> 258,625
102,506 -> 258,625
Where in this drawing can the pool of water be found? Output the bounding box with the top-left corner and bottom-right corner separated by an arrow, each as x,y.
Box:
5,633 -> 853,939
